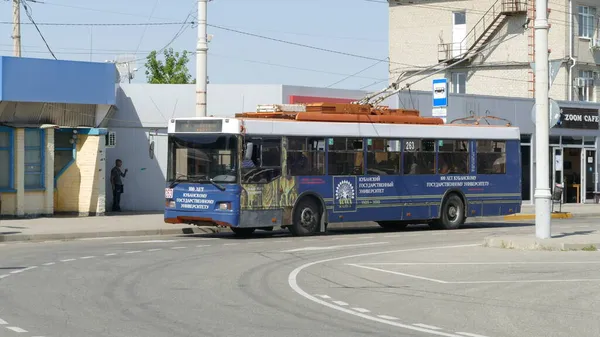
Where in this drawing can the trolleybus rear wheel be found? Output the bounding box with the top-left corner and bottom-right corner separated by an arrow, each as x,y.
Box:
432,193 -> 465,230
290,198 -> 321,236
231,227 -> 256,237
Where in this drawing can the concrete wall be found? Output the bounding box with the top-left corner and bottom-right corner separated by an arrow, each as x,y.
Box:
54,134 -> 106,215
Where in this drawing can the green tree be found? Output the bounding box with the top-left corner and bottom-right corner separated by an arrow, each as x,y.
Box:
144,48 -> 194,84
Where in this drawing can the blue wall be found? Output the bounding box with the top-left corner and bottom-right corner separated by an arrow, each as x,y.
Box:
0,56 -> 116,105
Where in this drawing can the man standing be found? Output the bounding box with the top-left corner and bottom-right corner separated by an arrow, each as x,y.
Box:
110,159 -> 128,212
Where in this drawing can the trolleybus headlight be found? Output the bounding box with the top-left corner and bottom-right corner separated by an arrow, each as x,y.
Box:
166,200 -> 176,208
217,202 -> 231,210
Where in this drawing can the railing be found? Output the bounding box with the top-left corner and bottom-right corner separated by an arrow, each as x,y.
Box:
438,0 -> 527,62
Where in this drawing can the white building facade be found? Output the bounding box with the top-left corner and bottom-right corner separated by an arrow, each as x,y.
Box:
389,0 -> 600,101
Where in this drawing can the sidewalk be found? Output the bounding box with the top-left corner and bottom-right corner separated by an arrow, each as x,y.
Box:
1,203 -> 599,243
506,203 -> 600,220
0,213 -> 222,243
484,231 -> 600,251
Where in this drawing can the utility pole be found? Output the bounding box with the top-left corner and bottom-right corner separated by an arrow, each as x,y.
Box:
12,0 -> 21,57
196,0 -> 208,117
534,0 -> 551,239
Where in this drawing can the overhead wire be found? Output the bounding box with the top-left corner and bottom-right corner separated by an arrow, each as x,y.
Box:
21,0 -> 57,60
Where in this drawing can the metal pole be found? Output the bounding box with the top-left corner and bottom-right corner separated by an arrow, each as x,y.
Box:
196,0 -> 208,117
534,0 -> 551,239
12,0 -> 21,57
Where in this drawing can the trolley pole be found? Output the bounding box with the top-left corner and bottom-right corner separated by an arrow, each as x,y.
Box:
196,0 -> 208,117
534,0 -> 552,239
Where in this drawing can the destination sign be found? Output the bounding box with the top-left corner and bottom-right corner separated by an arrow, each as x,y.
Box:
175,119 -> 223,133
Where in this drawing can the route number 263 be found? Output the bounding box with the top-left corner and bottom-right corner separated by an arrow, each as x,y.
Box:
404,141 -> 415,151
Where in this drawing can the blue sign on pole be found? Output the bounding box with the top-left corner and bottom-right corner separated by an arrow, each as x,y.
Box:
432,78 -> 448,108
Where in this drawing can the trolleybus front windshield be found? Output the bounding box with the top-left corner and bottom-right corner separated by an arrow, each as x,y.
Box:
167,134 -> 238,184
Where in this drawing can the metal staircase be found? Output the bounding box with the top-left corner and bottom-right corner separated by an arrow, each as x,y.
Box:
438,0 -> 527,63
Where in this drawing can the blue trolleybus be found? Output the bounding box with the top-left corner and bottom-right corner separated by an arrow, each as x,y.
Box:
164,103 -> 522,236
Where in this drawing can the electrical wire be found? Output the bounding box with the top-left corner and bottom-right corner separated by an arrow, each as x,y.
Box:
326,58 -> 387,88
0,21 -> 194,26
21,0 -> 57,60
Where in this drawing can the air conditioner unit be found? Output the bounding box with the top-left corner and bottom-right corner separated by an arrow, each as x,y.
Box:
592,38 -> 600,49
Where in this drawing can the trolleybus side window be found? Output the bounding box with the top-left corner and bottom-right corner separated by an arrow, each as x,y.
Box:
328,138 -> 364,176
287,136 -> 325,176
241,136 -> 282,184
437,139 -> 469,174
476,140 -> 506,174
403,139 -> 435,175
366,138 -> 401,175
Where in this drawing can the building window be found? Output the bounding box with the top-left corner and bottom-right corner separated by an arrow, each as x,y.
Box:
54,131 -> 75,179
24,129 -> 45,189
452,72 -> 467,94
105,131 -> 116,148
578,6 -> 596,38
0,128 -> 13,190
576,70 -> 595,102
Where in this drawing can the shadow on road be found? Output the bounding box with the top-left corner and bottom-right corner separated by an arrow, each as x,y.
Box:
175,221 -> 535,241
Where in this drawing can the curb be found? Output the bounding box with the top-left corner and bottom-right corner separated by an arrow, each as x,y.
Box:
0,226 -> 225,243
483,236 -> 600,251
503,212 -> 574,221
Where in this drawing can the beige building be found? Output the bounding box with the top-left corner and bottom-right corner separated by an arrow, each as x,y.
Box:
389,0 -> 600,101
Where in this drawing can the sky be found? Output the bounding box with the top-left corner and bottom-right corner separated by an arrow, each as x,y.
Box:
0,0 -> 390,91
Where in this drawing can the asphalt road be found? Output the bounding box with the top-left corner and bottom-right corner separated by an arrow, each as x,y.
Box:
0,218 -> 598,337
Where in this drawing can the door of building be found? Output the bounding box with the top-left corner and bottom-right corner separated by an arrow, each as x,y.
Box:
452,12 -> 466,58
581,149 -> 596,203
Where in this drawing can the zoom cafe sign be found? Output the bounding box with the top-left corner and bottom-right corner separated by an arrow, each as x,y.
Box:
555,107 -> 600,130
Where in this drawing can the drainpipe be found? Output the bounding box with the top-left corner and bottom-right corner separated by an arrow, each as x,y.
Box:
568,0 -> 577,101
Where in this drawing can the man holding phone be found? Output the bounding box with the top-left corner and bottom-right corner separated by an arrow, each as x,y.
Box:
110,159 -> 128,212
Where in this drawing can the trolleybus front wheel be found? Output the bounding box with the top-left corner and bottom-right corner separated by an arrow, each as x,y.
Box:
431,193 -> 465,230
289,198 -> 321,236
231,227 -> 256,237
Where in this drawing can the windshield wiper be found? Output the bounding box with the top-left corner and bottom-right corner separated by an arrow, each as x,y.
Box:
209,178 -> 226,191
169,173 -> 209,188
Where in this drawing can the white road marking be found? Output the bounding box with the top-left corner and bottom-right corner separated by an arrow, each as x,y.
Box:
414,323 -> 442,330
6,327 -> 27,333
224,243 -> 239,246
288,243 -> 480,337
356,261 -> 600,265
80,256 -> 95,259
60,259 -> 76,262
147,248 -> 162,252
196,245 -> 210,248
121,240 -> 178,244
451,278 -> 600,284
43,262 -> 55,266
378,315 -> 398,320
125,251 -> 142,254
332,300 -> 348,306
10,266 -> 37,274
315,294 -> 331,299
347,264 -> 448,284
272,240 -> 291,243
352,307 -> 370,313
0,275 -> 10,279
171,247 -> 186,250
0,318 -> 7,324
456,332 -> 490,337
282,242 -> 388,253
105,253 -> 117,256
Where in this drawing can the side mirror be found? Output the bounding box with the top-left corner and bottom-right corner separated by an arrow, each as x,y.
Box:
244,142 -> 253,161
